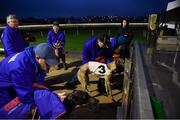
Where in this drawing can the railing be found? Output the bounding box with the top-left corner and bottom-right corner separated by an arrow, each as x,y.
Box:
130,44 -> 153,118
0,48 -> 4,53
119,44 -> 154,119
0,23 -> 148,30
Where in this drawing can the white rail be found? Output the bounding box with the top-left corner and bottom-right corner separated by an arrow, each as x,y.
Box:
0,23 -> 148,30
0,48 -> 4,53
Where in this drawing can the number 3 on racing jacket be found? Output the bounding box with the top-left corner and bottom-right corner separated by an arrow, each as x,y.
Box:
88,61 -> 111,75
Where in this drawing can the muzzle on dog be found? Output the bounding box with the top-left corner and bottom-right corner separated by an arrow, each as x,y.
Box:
67,90 -> 99,105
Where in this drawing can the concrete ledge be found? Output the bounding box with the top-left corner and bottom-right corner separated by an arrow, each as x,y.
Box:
157,36 -> 180,51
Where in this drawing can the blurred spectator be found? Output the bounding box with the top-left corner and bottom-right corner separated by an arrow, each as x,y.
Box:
117,19 -> 133,59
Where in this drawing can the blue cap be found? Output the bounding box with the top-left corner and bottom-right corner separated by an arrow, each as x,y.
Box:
53,21 -> 59,26
34,43 -> 58,66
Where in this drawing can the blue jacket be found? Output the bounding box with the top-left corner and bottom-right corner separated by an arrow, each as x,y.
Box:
82,36 -> 113,64
0,46 -> 46,108
1,25 -> 26,56
47,29 -> 65,52
0,46 -> 66,119
110,36 -> 128,51
110,37 -> 119,50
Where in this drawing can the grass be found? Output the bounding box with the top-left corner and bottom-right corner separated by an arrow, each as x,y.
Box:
0,28 -> 147,51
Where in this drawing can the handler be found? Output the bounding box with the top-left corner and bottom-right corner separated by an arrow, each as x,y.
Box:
66,33 -> 113,95
0,43 -> 67,119
1,14 -> 26,57
47,21 -> 67,70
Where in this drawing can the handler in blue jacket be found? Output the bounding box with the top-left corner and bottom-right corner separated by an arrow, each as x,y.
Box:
83,33 -> 113,95
0,43 -> 67,119
110,36 -> 127,52
82,33 -> 113,64
47,21 -> 67,70
66,33 -> 113,95
1,14 -> 26,57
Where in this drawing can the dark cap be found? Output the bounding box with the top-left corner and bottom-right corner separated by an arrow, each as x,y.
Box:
97,33 -> 110,48
34,43 -> 58,66
53,21 -> 59,26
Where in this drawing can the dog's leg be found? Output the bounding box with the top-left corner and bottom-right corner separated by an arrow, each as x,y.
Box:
77,64 -> 90,93
104,74 -> 113,99
78,70 -> 89,92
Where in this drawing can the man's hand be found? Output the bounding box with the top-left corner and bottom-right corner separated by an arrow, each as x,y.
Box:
53,41 -> 63,48
57,92 -> 67,102
57,41 -> 62,46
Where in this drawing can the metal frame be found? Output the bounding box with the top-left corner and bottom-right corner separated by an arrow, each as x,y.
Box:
130,44 -> 154,119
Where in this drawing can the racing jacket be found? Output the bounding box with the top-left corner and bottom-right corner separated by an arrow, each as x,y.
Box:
82,36 -> 113,64
1,25 -> 26,56
47,29 -> 65,53
0,46 -> 66,119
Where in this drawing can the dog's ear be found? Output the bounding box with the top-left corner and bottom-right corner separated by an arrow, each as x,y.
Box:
72,90 -> 77,93
115,59 -> 123,66
67,93 -> 73,101
71,90 -> 79,102
67,92 -> 79,104
69,90 -> 88,105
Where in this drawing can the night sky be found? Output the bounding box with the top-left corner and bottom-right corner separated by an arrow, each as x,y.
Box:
0,0 -> 174,18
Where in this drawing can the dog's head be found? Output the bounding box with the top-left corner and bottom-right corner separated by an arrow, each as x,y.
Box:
107,59 -> 123,71
63,90 -> 99,112
115,58 -> 124,66
67,90 -> 99,105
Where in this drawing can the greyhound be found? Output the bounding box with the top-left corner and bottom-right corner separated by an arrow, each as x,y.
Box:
77,59 -> 122,99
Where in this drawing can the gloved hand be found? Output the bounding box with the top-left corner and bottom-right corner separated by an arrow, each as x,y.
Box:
57,92 -> 67,102
53,41 -> 63,48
